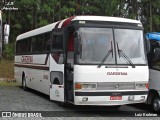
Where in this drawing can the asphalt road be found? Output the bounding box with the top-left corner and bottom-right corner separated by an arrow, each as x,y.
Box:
0,86 -> 159,120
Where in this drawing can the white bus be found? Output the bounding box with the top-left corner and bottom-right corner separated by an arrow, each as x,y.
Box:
146,32 -> 160,112
15,16 -> 149,107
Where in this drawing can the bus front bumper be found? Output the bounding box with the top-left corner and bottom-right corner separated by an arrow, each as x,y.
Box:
74,91 -> 148,106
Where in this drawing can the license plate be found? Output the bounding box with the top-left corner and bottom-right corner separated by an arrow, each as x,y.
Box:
110,96 -> 122,100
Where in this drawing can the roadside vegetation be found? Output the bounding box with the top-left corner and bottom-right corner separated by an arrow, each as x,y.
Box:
0,58 -> 14,79
0,81 -> 18,86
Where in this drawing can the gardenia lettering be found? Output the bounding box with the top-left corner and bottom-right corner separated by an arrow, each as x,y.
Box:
21,56 -> 33,63
107,72 -> 128,75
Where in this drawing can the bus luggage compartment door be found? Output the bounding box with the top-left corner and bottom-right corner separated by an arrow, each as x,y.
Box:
50,71 -> 64,102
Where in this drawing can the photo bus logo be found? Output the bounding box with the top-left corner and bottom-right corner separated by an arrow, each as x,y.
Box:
1,1 -> 19,11
1,112 -> 43,118
2,112 -> 11,117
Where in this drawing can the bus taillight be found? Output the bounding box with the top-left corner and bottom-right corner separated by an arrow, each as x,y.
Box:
145,83 -> 149,89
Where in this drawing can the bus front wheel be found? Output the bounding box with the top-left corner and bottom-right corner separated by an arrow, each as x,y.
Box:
152,97 -> 160,112
111,105 -> 121,109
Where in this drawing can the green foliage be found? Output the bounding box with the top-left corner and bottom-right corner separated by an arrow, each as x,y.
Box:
38,19 -> 48,27
13,23 -> 22,30
0,81 -> 18,86
0,0 -> 160,60
3,43 -> 14,59
27,14 -> 32,20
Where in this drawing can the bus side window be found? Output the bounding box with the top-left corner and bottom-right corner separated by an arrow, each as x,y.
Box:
154,42 -> 160,60
44,32 -> 51,52
52,35 -> 63,50
150,41 -> 160,70
51,30 -> 64,64
16,41 -> 19,54
155,48 -> 160,61
22,39 -> 26,54
26,38 -> 31,54
35,35 -> 43,52
31,37 -> 36,53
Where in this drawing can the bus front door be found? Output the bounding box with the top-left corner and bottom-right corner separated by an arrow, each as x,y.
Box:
49,28 -> 65,102
50,71 -> 65,102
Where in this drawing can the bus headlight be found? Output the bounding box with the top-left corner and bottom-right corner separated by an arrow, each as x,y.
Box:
82,83 -> 97,90
135,83 -> 148,89
75,83 -> 97,90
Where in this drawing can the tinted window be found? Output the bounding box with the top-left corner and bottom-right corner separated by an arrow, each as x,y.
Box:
148,40 -> 160,70
16,32 -> 51,55
35,35 -> 43,52
44,32 -> 51,51
52,35 -> 63,50
52,31 -> 63,50
31,37 -> 36,53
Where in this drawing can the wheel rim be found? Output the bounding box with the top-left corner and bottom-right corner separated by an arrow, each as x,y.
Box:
153,98 -> 160,111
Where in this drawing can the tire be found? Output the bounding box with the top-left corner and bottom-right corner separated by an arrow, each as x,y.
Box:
152,97 -> 160,112
22,76 -> 27,91
110,105 -> 121,109
57,101 -> 67,108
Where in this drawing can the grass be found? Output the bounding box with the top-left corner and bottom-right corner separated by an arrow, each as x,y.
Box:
0,81 -> 18,86
0,58 -> 14,79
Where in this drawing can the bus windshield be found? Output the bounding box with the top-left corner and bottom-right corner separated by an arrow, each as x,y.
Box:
76,27 -> 146,65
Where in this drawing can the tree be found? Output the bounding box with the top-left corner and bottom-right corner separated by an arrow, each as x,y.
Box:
1,0 -> 160,59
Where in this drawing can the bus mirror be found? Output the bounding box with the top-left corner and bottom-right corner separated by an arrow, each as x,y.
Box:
74,31 -> 81,41
74,31 -> 82,58
78,44 -> 82,59
4,24 -> 10,36
155,48 -> 160,61
146,38 -> 150,53
73,32 -> 77,38
73,31 -> 79,38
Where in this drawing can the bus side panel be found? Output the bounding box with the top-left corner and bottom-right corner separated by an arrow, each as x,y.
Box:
149,69 -> 160,91
14,54 -> 50,95
26,68 -> 50,95
14,66 -> 22,85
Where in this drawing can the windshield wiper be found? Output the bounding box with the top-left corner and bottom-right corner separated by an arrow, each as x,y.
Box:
97,41 -> 113,68
116,42 -> 135,68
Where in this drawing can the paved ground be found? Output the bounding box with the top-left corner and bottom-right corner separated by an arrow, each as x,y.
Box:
0,86 -> 159,120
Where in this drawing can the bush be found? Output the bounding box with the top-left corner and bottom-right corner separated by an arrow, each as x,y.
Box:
3,43 -> 14,59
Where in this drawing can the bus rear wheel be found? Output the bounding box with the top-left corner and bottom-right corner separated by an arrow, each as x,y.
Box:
22,77 -> 27,91
152,97 -> 160,112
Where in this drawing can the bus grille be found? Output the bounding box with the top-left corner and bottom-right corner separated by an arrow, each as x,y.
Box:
97,82 -> 135,90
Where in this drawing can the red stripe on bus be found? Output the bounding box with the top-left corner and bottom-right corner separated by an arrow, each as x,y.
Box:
61,16 -> 75,28
68,32 -> 74,51
14,64 -> 49,70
